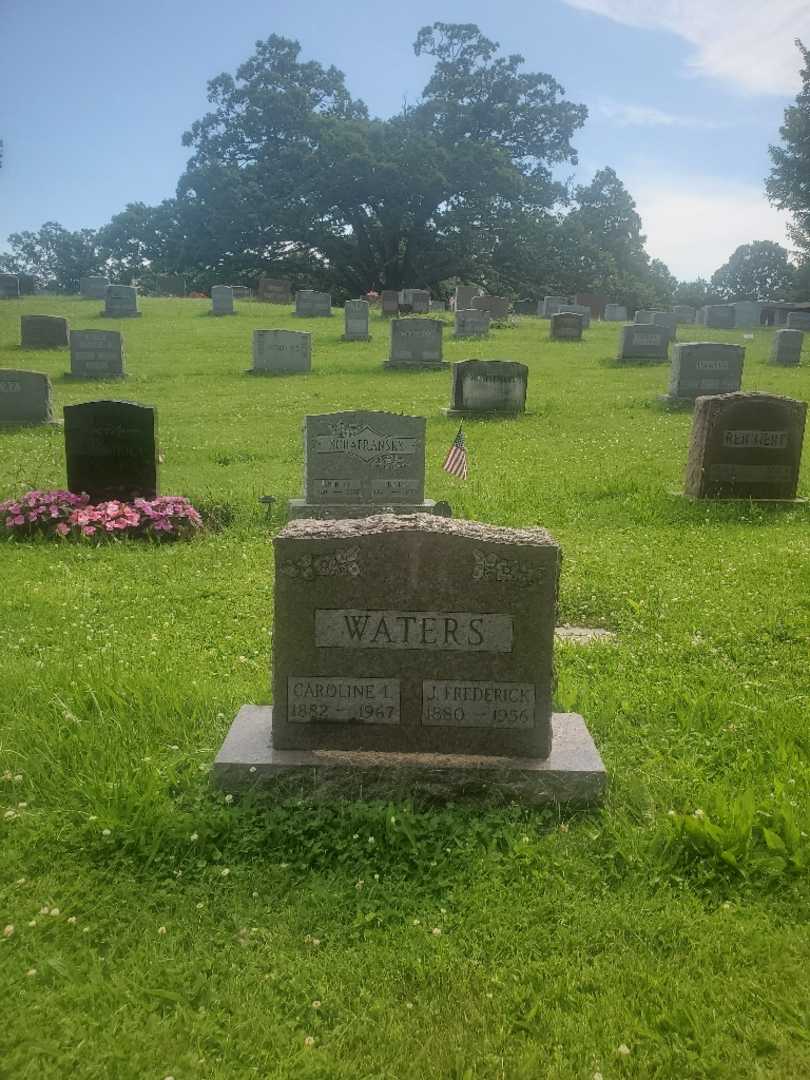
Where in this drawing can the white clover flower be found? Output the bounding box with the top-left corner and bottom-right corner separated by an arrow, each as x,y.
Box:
220,868 -> 230,877
251,891 -> 259,898
4,810 -> 16,820
190,833 -> 199,842
405,1002 -> 413,1009
224,794 -> 234,805
25,968 -> 37,977
17,802 -> 27,809
13,775 -> 22,783
39,906 -> 50,915
49,908 -> 60,917
102,828 -> 111,837
15,878 -> 26,886
304,1036 -> 315,1048
158,926 -> 167,935
352,833 -> 359,840
431,927 -> 441,937
27,920 -> 37,928
412,919 -> 420,926
196,902 -> 204,910
355,880 -> 364,890
249,766 -> 257,774
312,1000 -> 321,1009
617,1044 -> 631,1056
3,925 -> 14,939
693,809 -> 705,820
67,916 -> 77,925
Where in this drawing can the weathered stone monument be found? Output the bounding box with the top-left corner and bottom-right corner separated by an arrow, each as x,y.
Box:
381,290 -> 400,316
343,300 -> 371,341
64,400 -> 158,502
603,303 -> 627,321
454,285 -> 480,311
444,360 -> 528,417
295,290 -> 332,317
410,290 -> 431,314
732,301 -> 762,329
257,278 -> 291,304
103,285 -> 140,318
472,295 -> 510,320
383,319 -> 445,369
454,308 -> 490,338
0,274 -> 20,299
250,330 -> 311,374
542,295 -> 575,317
684,392 -> 806,501
617,324 -> 670,362
20,315 -> 69,348
770,329 -> 803,367
652,311 -> 677,341
80,276 -> 109,300
786,311 -> 810,332
67,330 -> 125,380
0,370 -> 55,425
673,305 -> 696,324
665,343 -> 744,403
211,286 -> 235,316
701,304 -> 735,330
550,312 -> 583,341
634,309 -> 654,324
231,285 -> 251,300
288,411 -> 439,518
156,273 -> 186,297
214,514 -> 606,802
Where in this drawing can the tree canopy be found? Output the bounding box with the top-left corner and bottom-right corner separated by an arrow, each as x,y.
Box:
711,241 -> 796,301
767,39 -> 810,262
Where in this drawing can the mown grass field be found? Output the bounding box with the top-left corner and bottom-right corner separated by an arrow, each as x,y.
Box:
1,296 -> 809,1079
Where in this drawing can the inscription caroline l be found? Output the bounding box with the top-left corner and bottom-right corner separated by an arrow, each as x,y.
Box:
315,609 -> 513,651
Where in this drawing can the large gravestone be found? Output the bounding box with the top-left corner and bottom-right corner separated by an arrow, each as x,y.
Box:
103,285 -> 140,318
214,515 -> 606,802
770,329 -> 803,367
0,369 -> 55,425
685,392 -> 806,501
295,290 -> 332,317
550,312 -> 583,341
702,304 -> 735,329
617,324 -> 670,362
20,315 -> 69,348
603,303 -> 627,321
410,290 -> 430,314
80,276 -> 109,300
542,295 -> 574,317
454,308 -> 490,338
257,278 -> 291,304
250,330 -> 311,374
288,411 -> 438,519
665,343 -> 744,403
733,301 -> 762,329
472,295 -> 510,320
156,273 -> 186,297
454,285 -> 480,311
211,285 -> 235,316
444,360 -> 528,417
651,311 -> 677,341
381,290 -> 400,316
786,311 -> 810,332
67,330 -> 125,380
343,300 -> 370,341
64,400 -> 158,502
0,274 -> 20,299
383,318 -> 446,369
673,305 -> 696,324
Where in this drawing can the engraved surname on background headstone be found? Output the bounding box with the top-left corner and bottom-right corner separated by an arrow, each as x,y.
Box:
697,358 -> 729,371
315,610 -> 514,651
422,681 -> 535,728
287,677 -> 400,724
708,464 -> 793,483
314,428 -> 418,460
722,429 -> 789,449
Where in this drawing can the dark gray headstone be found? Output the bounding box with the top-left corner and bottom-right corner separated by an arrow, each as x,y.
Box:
103,285 -> 140,318
513,299 -> 536,315
603,303 -> 627,321
271,514 -> 561,758
634,309 -> 654,324
0,274 -> 21,299
257,278 -> 291,303
0,369 -> 54,425
667,343 -> 744,401
80,276 -> 109,300
20,315 -> 69,348
685,392 -> 806,500
211,286 -> 235,316
384,319 -> 445,369
702,305 -> 735,329
429,300 -> 447,313
673,305 -> 696,325
733,301 -> 762,329
343,300 -> 370,341
251,330 -> 311,374
542,295 -> 574,317
68,330 -> 125,379
651,311 -> 677,341
770,329 -> 803,367
617,324 -> 670,362
550,312 -> 583,341
445,360 -> 528,416
410,290 -> 430,314
454,285 -> 480,311
472,295 -> 510,320
230,285 -> 251,300
786,311 -> 810,332
381,290 -> 399,316
64,400 -> 158,503
295,290 -> 332,317
156,273 -> 186,297
454,308 -> 490,338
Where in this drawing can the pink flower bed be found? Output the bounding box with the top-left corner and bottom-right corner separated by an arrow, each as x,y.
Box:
0,490 -> 203,541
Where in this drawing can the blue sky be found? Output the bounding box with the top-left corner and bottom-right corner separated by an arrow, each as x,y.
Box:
1,0 -> 807,279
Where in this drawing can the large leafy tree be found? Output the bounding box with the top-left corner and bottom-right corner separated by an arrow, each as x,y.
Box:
711,241 -> 796,300
767,40 -> 810,262
0,221 -> 102,291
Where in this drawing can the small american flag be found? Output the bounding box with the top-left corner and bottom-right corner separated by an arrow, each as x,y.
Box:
442,424 -> 468,479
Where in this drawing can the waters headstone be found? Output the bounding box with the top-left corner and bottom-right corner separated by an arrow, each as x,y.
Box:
673,305 -> 696,324
550,312 -> 583,341
0,369 -> 54,425
64,400 -> 158,502
257,278 -> 291,304
472,295 -> 510,320
0,274 -> 20,299
702,304 -> 735,329
685,392 -> 806,501
454,308 -> 490,338
80,276 -> 109,300
288,411 -> 438,519
381,290 -> 400,316
343,300 -> 371,341
786,311 -> 810,332
211,285 -> 235,316
444,360 -> 528,417
603,303 -> 627,321
733,301 -> 762,329
20,315 -> 69,348
68,330 -> 125,379
295,290 -> 332,317
770,329 -> 803,367
384,318 -> 445,369
617,324 -> 670,362
250,329 -> 311,374
666,342 -> 744,402
103,285 -> 140,318
454,285 -> 480,311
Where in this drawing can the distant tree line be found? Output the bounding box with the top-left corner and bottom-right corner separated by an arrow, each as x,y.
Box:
1,27 -> 809,309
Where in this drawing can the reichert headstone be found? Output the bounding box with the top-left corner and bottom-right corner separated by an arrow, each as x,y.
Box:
211,285 -> 235,316
295,290 -> 332,318
343,300 -> 371,341
454,285 -> 480,311
666,342 -> 744,402
80,276 -> 109,300
603,303 -> 627,321
288,411 -> 438,518
444,360 -> 528,417
617,324 -> 670,362
103,285 -> 140,318
770,329 -> 803,367
250,330 -> 312,374
257,278 -> 291,304
550,312 -> 583,341
20,315 -> 69,348
64,400 -> 158,502
472,295 -> 510,320
0,369 -> 55,425
0,274 -> 20,299
786,311 -> 810,332
68,330 -> 125,380
383,318 -> 445,369
685,392 -> 806,500
381,290 -> 400,316
454,308 -> 490,338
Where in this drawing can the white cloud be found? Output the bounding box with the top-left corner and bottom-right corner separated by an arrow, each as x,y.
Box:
564,0 -> 810,94
628,175 -> 793,279
597,98 -> 725,129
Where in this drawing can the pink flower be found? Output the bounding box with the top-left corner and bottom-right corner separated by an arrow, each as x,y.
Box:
56,523 -> 70,537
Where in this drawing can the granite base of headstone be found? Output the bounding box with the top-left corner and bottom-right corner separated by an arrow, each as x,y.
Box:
383,319 -> 446,370
20,315 -> 69,348
661,342 -> 744,405
443,360 -> 528,418
66,330 -> 125,380
249,330 -> 312,374
0,369 -> 59,426
64,400 -> 158,502
683,392 -> 806,502
103,285 -> 141,318
770,329 -> 803,367
213,514 -> 606,804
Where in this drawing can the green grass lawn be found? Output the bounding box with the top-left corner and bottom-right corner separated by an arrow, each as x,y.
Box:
1,297 -> 809,1079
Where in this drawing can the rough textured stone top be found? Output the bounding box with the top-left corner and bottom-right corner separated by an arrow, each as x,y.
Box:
278,513 -> 557,547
